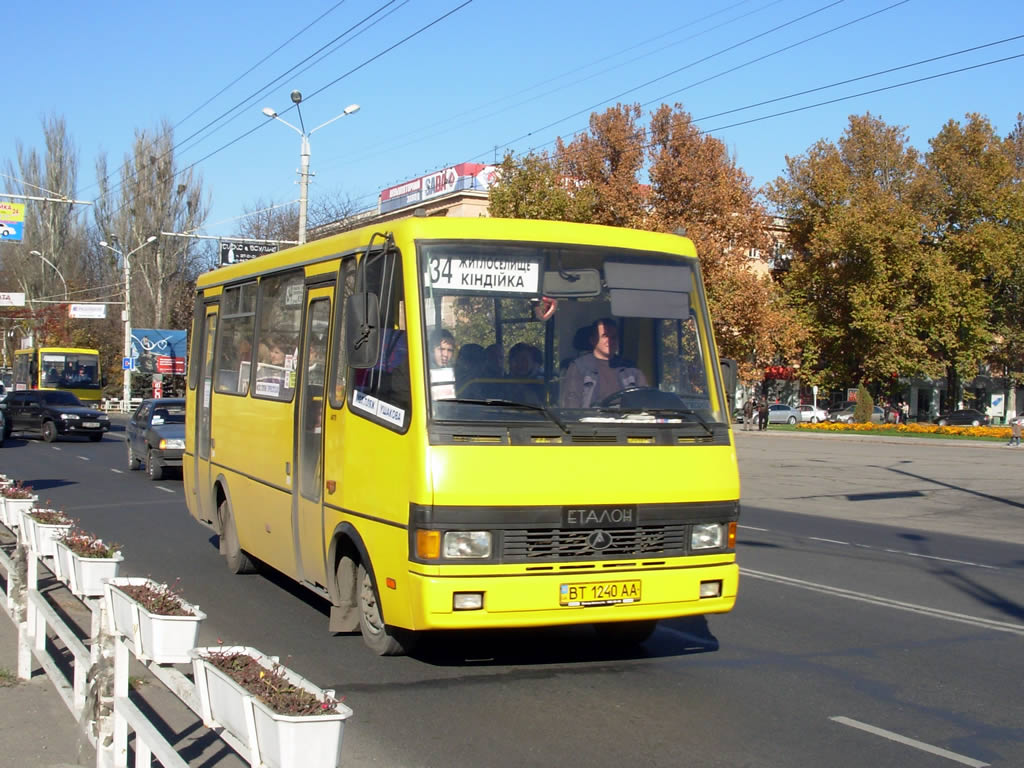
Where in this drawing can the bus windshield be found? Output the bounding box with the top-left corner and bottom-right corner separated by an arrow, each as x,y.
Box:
420,241 -> 724,428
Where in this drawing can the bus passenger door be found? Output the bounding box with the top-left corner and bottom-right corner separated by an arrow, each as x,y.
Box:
295,288 -> 333,588
194,308 -> 218,524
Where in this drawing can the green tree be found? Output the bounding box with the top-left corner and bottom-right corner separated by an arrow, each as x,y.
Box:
922,113 -> 1024,407
488,151 -> 595,222
852,383 -> 874,423
766,113 -> 944,392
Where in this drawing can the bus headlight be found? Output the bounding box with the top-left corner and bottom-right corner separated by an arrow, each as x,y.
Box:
159,438 -> 185,450
443,531 -> 492,559
691,523 -> 724,550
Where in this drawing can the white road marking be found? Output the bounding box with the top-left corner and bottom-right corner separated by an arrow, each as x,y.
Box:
809,536 -> 848,545
77,455 -> 90,461
110,469 -> 123,474
742,568 -> 1024,637
881,549 -> 996,569
156,487 -> 175,494
738,525 -> 768,531
829,716 -> 989,767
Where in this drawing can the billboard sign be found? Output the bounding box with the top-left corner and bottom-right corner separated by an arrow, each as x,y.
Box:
130,328 -> 187,375
0,292 -> 26,307
379,162 -> 498,214
219,240 -> 279,266
0,202 -> 25,243
69,303 -> 107,319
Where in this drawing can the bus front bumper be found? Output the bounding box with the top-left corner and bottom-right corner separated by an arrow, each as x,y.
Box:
404,562 -> 738,630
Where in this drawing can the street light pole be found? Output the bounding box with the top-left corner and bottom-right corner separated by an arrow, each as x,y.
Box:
27,250 -> 69,301
99,235 -> 157,406
262,91 -> 360,245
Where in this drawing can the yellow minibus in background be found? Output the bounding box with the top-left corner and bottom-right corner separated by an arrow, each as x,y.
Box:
184,216 -> 740,655
14,346 -> 104,404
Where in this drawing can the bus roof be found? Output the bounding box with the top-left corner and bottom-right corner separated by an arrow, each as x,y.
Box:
196,218 -> 698,290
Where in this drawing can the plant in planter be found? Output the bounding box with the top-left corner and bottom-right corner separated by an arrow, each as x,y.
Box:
104,577 -> 206,664
54,528 -> 123,598
191,645 -> 353,768
1,481 -> 38,529
23,506 -> 72,558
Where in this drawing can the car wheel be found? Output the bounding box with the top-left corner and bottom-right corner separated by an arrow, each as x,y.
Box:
219,498 -> 255,574
938,419 -> 948,427
2,421 -> 10,439
787,416 -> 797,425
810,416 -> 818,423
128,443 -> 141,470
42,421 -> 58,442
147,449 -> 164,481
971,419 -> 980,427
358,562 -> 414,656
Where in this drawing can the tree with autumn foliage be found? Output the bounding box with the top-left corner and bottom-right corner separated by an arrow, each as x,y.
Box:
489,102 -> 803,385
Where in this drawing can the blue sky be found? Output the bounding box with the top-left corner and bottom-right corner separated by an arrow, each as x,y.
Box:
2,0 -> 1021,237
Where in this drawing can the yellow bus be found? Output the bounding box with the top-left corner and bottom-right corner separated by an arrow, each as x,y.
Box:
184,216 -> 740,655
13,346 -> 104,404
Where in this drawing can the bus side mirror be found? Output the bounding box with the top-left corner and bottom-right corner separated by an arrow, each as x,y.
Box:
719,358 -> 737,415
345,292 -> 381,369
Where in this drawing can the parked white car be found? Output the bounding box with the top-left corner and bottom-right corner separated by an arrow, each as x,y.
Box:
797,404 -> 828,423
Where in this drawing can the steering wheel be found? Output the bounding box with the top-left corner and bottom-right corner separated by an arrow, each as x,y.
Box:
595,386 -> 660,408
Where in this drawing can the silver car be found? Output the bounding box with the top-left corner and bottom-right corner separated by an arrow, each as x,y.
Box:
831,405 -> 886,424
767,404 -> 801,425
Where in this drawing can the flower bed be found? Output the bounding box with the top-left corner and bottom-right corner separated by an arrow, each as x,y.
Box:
24,507 -> 72,558
798,421 -> 1011,439
104,577 -> 206,663
1,481 -> 38,529
54,528 -> 123,598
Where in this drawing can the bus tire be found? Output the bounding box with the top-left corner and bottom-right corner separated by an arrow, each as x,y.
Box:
42,421 -> 58,442
593,619 -> 658,646
357,563 -> 414,656
219,499 -> 255,574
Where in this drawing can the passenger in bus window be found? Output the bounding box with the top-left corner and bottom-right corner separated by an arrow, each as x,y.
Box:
560,318 -> 646,408
429,328 -> 455,369
508,343 -> 542,379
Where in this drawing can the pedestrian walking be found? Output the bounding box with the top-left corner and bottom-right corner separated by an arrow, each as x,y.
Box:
742,399 -> 754,431
1009,416 -> 1022,447
900,401 -> 910,424
758,400 -> 769,431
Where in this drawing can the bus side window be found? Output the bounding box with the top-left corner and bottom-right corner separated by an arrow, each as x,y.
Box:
349,250 -> 410,430
330,259 -> 356,409
214,281 -> 257,396
253,272 -> 303,402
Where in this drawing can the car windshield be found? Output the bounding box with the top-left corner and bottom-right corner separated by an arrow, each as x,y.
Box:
420,241 -> 725,429
41,391 -> 83,406
152,403 -> 185,424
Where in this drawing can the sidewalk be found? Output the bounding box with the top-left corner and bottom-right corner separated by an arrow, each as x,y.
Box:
0,606 -> 93,768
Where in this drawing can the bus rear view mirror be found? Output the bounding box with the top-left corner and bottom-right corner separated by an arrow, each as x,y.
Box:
542,269 -> 601,298
345,292 -> 381,369
719,358 -> 737,414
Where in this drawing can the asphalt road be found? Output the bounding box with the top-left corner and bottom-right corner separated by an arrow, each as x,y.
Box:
2,424 -> 1022,767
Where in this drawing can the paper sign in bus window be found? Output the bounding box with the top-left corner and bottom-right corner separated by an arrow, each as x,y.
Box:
426,256 -> 541,295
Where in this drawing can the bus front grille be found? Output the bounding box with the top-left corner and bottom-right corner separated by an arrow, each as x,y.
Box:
502,525 -> 689,560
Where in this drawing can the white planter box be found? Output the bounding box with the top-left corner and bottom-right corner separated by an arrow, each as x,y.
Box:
26,516 -> 72,559
53,539 -> 123,598
2,495 -> 38,530
104,577 -> 206,664
191,646 -> 352,768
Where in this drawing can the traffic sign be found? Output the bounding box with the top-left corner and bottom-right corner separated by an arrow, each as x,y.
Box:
123,357 -> 136,371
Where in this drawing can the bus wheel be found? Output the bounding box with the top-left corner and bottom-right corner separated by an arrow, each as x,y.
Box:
42,421 -> 58,442
593,619 -> 658,646
357,563 -> 413,656
219,499 -> 255,574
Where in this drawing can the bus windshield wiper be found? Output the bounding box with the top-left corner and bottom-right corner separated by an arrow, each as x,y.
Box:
441,398 -> 569,434
593,407 -> 715,436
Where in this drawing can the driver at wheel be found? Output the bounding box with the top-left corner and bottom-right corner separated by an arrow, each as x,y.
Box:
560,318 -> 646,408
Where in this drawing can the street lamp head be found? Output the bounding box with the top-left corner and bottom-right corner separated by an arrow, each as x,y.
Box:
29,250 -> 41,257
344,104 -> 360,116
290,90 -> 303,104
262,107 -> 277,118
145,235 -> 157,243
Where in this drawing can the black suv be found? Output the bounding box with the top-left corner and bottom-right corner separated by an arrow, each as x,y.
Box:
1,390 -> 110,442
